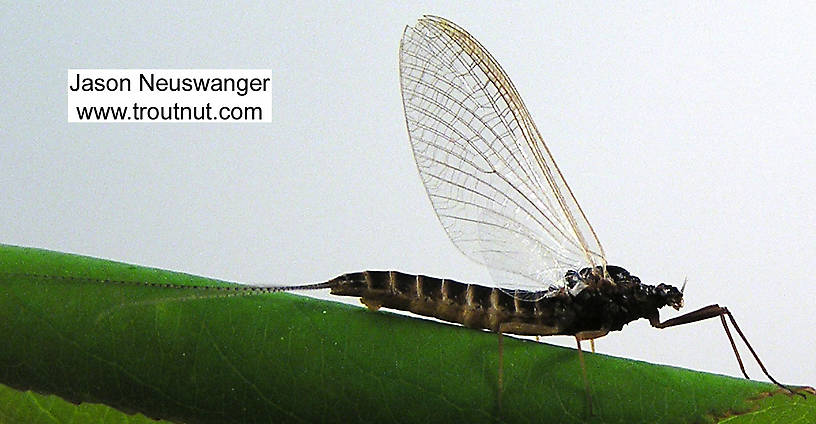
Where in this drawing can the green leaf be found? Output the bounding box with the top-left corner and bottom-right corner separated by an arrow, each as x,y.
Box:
0,381 -> 173,424
0,244 -> 812,423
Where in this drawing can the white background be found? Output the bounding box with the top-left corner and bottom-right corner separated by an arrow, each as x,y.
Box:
3,2 -> 814,387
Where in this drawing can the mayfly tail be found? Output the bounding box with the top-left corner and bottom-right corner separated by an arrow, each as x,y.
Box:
0,272 -> 335,293
142,280 -> 334,293
263,281 -> 334,292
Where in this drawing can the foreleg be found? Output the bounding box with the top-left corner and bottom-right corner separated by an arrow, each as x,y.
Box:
650,304 -> 800,396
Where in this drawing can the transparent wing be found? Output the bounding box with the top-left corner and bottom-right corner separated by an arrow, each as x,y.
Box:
399,16 -> 606,295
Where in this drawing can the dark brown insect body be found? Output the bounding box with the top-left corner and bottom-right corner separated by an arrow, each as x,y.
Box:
280,267 -> 798,402
326,266 -> 682,337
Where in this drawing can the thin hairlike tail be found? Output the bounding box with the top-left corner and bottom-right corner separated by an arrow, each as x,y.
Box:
148,280 -> 335,293
262,282 -> 333,292
0,272 -> 334,293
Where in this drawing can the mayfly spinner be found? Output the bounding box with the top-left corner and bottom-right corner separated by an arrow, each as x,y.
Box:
273,15 -> 799,406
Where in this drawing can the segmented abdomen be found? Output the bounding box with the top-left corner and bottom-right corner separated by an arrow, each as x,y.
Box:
327,271 -> 567,336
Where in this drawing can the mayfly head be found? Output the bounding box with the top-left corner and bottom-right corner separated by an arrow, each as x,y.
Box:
656,283 -> 684,310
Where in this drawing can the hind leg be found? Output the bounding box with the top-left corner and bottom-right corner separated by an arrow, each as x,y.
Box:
495,324 -> 562,409
574,330 -> 609,415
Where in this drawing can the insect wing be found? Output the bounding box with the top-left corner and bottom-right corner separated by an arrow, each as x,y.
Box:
399,16 -> 606,295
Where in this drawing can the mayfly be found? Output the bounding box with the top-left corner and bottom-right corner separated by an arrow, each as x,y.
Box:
273,15 -> 798,406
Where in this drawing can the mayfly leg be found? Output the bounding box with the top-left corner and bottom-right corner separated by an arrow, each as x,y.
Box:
574,338 -> 593,414
496,322 -> 564,411
574,330 -> 609,415
650,304 -> 804,397
497,332 -> 504,410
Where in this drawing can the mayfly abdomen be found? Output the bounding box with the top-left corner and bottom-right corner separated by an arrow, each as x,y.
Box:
326,270 -> 564,336
328,271 -> 495,329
